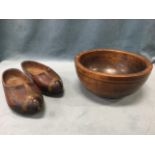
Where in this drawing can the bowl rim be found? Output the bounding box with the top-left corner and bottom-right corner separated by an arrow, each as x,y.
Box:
75,48 -> 153,78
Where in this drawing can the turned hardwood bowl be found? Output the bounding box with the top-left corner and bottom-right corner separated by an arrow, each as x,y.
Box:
75,48 -> 153,99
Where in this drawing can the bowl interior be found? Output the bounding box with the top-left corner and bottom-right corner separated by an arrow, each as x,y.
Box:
80,50 -> 147,75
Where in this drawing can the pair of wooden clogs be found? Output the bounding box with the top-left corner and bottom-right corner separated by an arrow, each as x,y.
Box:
2,61 -> 63,115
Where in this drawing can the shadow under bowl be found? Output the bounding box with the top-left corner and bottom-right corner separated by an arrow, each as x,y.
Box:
75,48 -> 153,99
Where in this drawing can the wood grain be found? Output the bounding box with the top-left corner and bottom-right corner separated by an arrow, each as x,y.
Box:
75,48 -> 153,98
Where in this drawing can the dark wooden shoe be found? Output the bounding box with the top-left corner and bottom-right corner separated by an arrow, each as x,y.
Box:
2,69 -> 43,114
21,61 -> 63,96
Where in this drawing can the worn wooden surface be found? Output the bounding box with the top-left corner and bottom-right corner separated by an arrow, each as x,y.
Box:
75,49 -> 153,98
2,68 -> 43,114
22,60 -> 63,96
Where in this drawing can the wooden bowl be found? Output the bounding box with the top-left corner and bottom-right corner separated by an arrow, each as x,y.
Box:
75,48 -> 153,99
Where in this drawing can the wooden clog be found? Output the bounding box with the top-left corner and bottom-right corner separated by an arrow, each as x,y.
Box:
2,69 -> 43,114
22,61 -> 63,96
